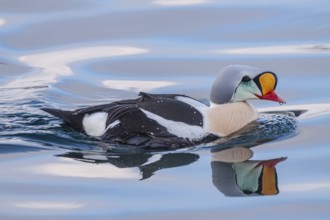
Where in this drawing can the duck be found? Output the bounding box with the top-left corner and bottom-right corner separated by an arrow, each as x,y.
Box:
42,65 -> 285,148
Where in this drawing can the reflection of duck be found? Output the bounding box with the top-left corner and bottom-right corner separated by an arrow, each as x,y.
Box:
58,146 -> 286,197
57,151 -> 199,180
43,65 -> 285,148
211,147 -> 286,196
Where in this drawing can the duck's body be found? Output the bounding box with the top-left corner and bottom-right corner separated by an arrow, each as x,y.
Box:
43,65 -> 284,148
44,93 -> 219,148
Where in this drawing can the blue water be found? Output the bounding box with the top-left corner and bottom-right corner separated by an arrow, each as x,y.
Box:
1,1 -> 330,219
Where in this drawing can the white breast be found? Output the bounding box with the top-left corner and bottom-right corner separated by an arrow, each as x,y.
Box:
205,102 -> 258,137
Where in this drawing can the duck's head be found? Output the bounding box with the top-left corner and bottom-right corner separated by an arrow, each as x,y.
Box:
210,65 -> 285,105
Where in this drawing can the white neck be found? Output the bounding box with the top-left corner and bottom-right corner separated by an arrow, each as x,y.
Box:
205,102 -> 258,137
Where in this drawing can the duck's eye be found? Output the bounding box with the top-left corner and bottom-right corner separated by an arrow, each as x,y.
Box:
242,75 -> 251,82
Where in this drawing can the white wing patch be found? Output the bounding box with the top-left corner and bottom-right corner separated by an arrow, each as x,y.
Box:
106,119 -> 120,130
82,112 -> 108,137
140,109 -> 207,140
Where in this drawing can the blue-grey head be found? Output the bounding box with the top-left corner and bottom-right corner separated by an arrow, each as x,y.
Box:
210,65 -> 285,105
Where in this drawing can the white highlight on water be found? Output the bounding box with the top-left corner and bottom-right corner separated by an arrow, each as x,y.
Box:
102,80 -> 178,92
14,201 -> 85,210
154,0 -> 208,6
5,46 -> 147,89
0,18 -> 6,27
30,158 -> 140,180
258,104 -> 330,120
214,44 -> 330,55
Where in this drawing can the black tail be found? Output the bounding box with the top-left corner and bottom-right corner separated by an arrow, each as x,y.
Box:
42,108 -> 84,132
42,108 -> 73,122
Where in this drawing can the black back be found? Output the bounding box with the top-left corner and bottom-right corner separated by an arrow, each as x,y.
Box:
43,93 -> 216,148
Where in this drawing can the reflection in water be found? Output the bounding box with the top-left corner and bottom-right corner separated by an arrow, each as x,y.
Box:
211,146 -> 253,163
57,146 -> 287,196
212,148 -> 287,196
58,151 -> 198,180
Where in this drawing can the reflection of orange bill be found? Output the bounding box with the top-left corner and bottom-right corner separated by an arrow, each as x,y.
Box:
256,157 -> 287,195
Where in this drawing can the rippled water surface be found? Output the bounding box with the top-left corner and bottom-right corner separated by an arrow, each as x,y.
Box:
1,1 -> 330,219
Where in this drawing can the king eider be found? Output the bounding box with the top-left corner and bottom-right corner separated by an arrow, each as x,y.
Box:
42,65 -> 285,148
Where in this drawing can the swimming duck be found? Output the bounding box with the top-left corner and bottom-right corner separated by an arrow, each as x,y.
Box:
43,65 -> 285,148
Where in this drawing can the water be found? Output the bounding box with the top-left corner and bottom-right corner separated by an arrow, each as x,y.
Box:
1,0 -> 330,219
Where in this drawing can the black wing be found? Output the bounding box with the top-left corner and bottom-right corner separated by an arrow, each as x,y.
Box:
42,99 -> 138,133
136,92 -> 205,126
102,93 -> 210,147
43,92 -> 212,148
